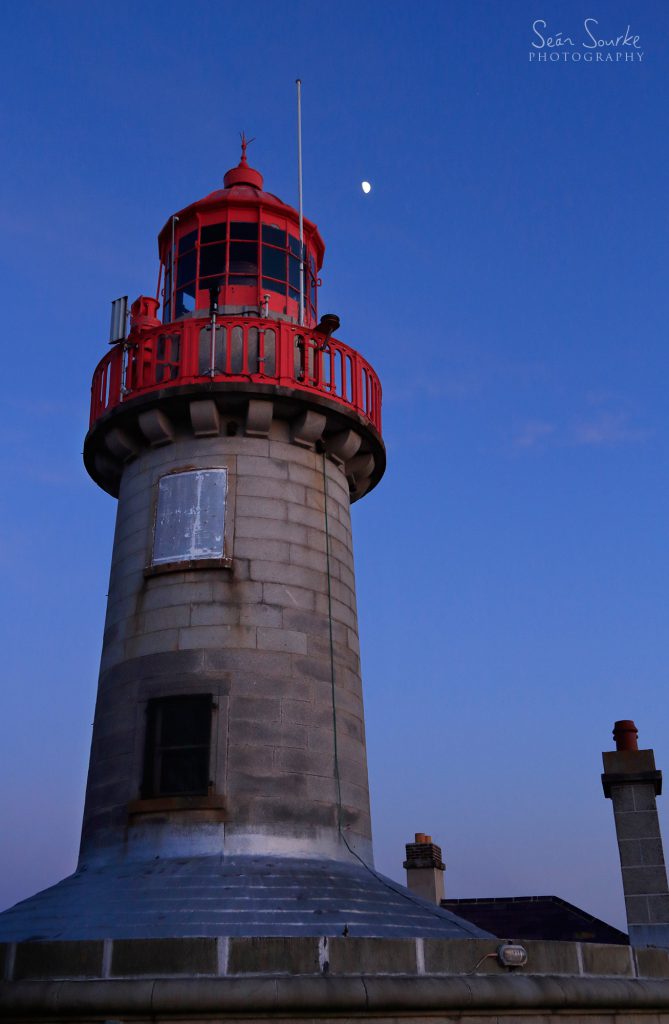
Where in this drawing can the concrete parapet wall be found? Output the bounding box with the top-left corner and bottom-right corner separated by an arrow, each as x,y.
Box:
4,936 -> 669,980
3,938 -> 669,1022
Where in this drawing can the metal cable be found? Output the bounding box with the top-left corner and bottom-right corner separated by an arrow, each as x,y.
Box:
320,452 -> 471,928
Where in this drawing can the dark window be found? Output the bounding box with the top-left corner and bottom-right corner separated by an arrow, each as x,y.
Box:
142,695 -> 212,798
176,283 -> 196,316
177,249 -> 197,288
288,235 -> 301,257
262,245 -> 286,281
200,243 -> 226,279
163,265 -> 172,323
178,229 -> 198,255
288,254 -> 301,291
309,254 -> 316,308
229,241 -> 257,275
262,277 -> 286,296
262,224 -> 285,247
200,275 -> 223,295
231,221 -> 258,240
201,222 -> 227,244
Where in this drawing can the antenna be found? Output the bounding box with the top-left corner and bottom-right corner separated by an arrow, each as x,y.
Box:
296,79 -> 305,327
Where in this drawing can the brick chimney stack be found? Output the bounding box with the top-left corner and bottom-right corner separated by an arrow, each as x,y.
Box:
404,832 -> 446,904
602,720 -> 669,947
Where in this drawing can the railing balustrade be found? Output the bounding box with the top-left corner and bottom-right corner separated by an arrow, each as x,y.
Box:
90,316 -> 382,433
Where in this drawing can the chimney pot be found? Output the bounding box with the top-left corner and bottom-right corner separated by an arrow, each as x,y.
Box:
613,719 -> 639,751
405,832 -> 445,904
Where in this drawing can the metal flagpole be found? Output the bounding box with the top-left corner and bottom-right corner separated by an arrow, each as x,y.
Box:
296,79 -> 305,328
170,215 -> 179,319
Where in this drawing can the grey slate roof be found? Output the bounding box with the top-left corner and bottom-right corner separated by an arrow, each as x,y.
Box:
0,855 -> 489,942
442,895 -> 628,945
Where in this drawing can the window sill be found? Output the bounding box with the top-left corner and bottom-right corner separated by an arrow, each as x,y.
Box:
144,557 -> 233,577
127,790 -> 227,823
128,795 -> 226,816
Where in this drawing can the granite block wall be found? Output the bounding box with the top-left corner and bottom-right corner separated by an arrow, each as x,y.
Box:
79,419 -> 372,867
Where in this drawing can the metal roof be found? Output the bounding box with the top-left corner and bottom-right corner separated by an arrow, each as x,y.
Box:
0,855 -> 490,942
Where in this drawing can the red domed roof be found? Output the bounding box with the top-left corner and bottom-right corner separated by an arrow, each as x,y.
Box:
157,137 -> 325,269
223,135 -> 264,189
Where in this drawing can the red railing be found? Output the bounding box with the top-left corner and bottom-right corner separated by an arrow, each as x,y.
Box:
90,316 -> 382,434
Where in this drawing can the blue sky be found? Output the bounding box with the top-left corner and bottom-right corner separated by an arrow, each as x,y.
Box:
1,0 -> 667,930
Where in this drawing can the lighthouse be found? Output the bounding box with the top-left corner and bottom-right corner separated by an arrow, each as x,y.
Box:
3,147 -> 669,1024
0,144 -> 482,942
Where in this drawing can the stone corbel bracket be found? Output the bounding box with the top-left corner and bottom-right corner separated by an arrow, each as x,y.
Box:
84,384 -> 385,502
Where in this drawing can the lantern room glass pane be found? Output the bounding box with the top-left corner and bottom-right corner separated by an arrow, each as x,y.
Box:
176,284 -> 196,317
262,277 -> 285,296
229,242 -> 257,275
289,255 -> 300,290
200,275 -> 224,294
200,243 -> 226,279
231,222 -> 258,240
152,469 -> 227,565
177,249 -> 197,288
262,245 -> 286,281
262,224 -> 285,247
309,255 -> 316,308
201,222 -> 227,244
178,229 -> 198,255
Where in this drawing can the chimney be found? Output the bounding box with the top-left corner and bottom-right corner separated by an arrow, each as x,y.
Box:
403,832 -> 445,904
602,720 -> 669,947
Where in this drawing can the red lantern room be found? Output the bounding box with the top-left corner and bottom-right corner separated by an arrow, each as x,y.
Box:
159,136 -> 324,327
87,141 -> 384,501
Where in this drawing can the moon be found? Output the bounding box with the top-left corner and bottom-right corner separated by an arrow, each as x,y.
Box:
361,181 -> 372,194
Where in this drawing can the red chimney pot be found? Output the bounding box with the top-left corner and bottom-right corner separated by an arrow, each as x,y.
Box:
613,720 -> 639,752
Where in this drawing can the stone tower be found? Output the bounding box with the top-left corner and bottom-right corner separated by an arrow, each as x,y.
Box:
0,146 -> 482,941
